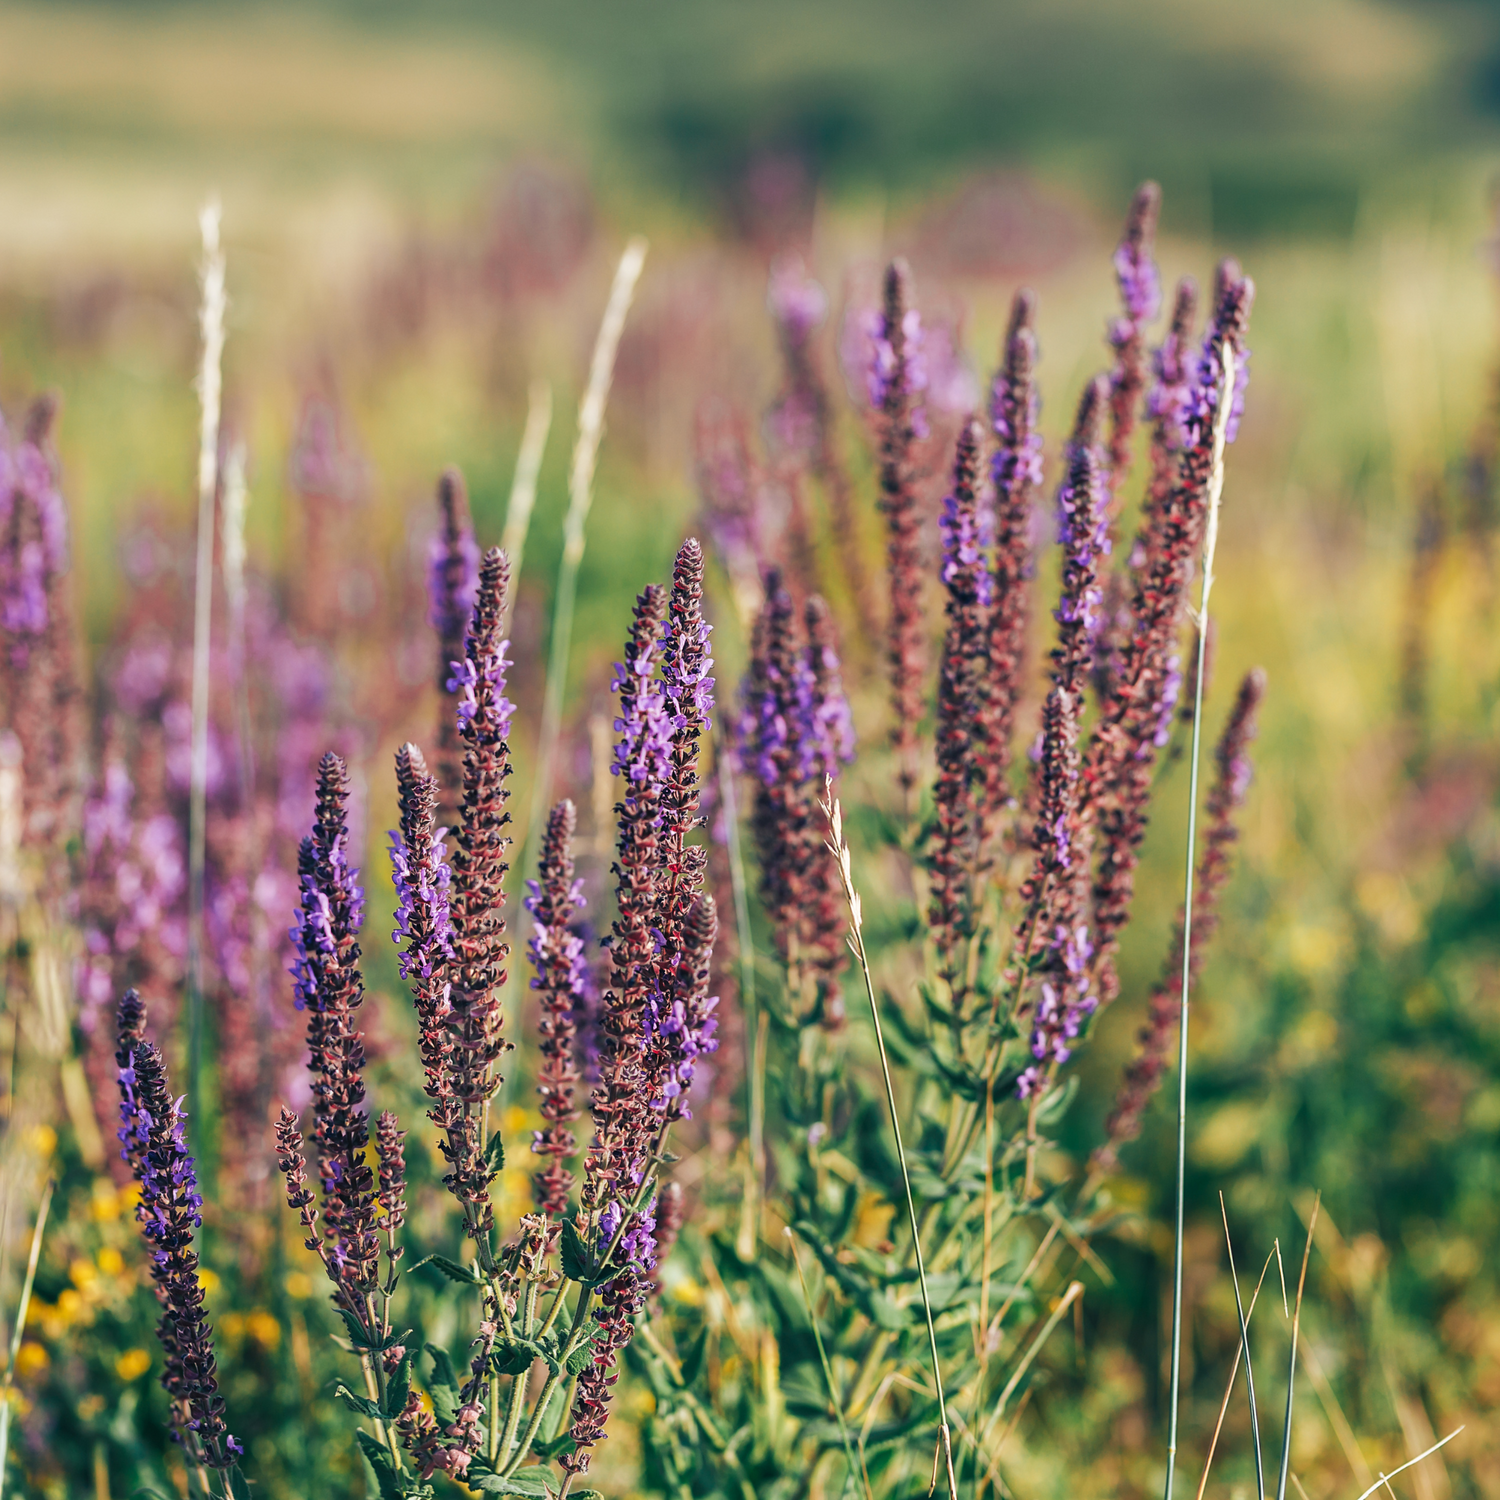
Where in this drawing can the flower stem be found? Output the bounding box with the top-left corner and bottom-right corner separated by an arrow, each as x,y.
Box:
1163,342 -> 1237,1500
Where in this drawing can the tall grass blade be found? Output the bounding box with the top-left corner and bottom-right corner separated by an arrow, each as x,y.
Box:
1164,341 -> 1238,1500
719,733 -> 763,1262
527,238 -> 647,865
1220,1193 -> 1266,1500
983,1280 -> 1085,1440
1275,1193 -> 1320,1500
0,1177 -> 55,1500
1351,1430 -> 1465,1500
186,200 -> 227,1147
1195,1243 -> 1276,1500
822,781 -> 958,1500
499,377 -> 555,637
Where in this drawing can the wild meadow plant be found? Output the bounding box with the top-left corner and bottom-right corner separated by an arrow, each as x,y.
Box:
0,180 -> 1307,1499
634,188 -> 1265,1500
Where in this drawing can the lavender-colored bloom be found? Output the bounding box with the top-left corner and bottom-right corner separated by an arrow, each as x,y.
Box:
940,453 -> 994,609
644,894 -> 719,1119
803,596 -> 856,781
610,649 -> 673,792
0,427 -> 69,649
598,1195 -> 658,1271
767,254 -> 829,345
447,639 -> 516,738
1149,653 -> 1184,751
1186,262 -> 1254,446
115,1003 -> 239,1469
284,754 -> 380,1302
427,517 -> 480,639
387,820 -> 454,979
1054,402 -> 1110,633
1112,193 -> 1163,327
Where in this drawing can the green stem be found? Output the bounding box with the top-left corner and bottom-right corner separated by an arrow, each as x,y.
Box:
823,790 -> 958,1500
1164,340 -> 1237,1500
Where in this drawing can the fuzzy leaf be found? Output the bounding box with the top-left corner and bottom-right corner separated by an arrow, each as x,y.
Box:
560,1217 -> 592,1282
563,1324 -> 603,1376
355,1429 -> 404,1500
467,1468 -> 555,1497
491,1335 -> 548,1377
425,1343 -> 461,1426
410,1252 -> 484,1286
484,1129 -> 506,1178
383,1350 -> 412,1421
335,1383 -> 384,1419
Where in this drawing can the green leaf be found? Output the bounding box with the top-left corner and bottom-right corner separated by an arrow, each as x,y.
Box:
560,1217 -> 595,1284
484,1128 -> 506,1178
384,1350 -> 412,1420
530,1433 -> 577,1461
335,1383 -> 384,1419
467,1470 -> 556,1497
563,1324 -> 603,1376
867,1291 -> 907,1331
504,1467 -> 557,1496
677,1327 -> 708,1388
226,1471 -> 252,1500
410,1252 -> 484,1286
560,1217 -> 619,1288
1035,1073 -> 1080,1127
425,1343 -> 460,1426
491,1335 -> 548,1376
355,1429 -> 403,1500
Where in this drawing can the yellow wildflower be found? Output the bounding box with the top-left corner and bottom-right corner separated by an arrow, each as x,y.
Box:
115,1348 -> 152,1382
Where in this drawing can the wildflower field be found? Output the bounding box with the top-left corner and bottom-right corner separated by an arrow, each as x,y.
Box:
2,2 -> 1500,1497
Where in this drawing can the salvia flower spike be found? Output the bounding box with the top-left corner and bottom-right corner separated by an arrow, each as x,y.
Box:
526,797 -> 587,1235
1105,181 -> 1163,500
443,546 -> 516,1243
285,752 -> 380,1305
1095,668 -> 1264,1175
872,257 -> 929,807
930,416 -> 989,989
115,994 -> 240,1473
429,467 -> 480,823
978,289 -> 1042,840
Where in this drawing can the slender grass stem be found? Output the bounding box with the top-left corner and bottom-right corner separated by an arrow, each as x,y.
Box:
821,782 -> 958,1500
716,737 -> 763,1259
1163,342 -> 1238,1500
527,238 -> 647,865
1351,1429 -> 1465,1500
1194,1244 -> 1275,1500
1275,1194 -> 1320,1500
786,1228 -> 861,1500
978,1280 -> 1084,1449
1220,1193 -> 1266,1500
0,1177 -> 53,1500
499,378 -> 555,638
186,201 -> 226,1150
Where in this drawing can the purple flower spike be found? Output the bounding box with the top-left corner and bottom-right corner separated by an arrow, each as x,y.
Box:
388,748 -> 455,982
114,996 -> 238,1471
1052,379 -> 1110,686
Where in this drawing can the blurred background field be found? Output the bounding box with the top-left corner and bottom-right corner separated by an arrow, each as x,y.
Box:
6,0 -> 1500,1496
